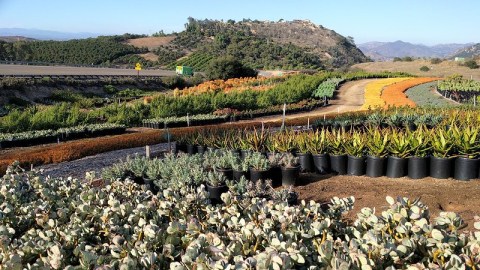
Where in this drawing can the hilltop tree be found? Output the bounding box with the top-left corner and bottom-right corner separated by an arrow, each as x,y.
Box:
205,56 -> 258,80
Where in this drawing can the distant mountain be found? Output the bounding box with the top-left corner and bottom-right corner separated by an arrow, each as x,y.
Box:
358,41 -> 473,61
0,28 -> 101,40
451,43 -> 480,59
0,36 -> 36,42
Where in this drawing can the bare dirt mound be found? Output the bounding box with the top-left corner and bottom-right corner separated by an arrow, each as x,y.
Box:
126,36 -> 175,50
139,52 -> 159,62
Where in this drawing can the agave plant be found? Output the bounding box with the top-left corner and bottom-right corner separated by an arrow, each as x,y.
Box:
386,129 -> 412,158
306,129 -> 328,155
343,130 -> 367,157
430,128 -> 455,158
328,128 -> 347,155
366,128 -> 389,157
408,125 -> 432,157
451,124 -> 480,158
244,127 -> 269,152
271,129 -> 296,153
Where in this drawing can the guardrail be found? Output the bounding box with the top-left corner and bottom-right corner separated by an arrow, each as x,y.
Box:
0,74 -> 167,80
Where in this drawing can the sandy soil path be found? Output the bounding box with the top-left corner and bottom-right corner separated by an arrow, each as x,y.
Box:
254,79 -> 375,123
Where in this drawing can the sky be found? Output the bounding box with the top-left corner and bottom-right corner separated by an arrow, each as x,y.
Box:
0,0 -> 479,45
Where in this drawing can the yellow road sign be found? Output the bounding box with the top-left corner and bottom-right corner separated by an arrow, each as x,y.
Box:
135,63 -> 142,71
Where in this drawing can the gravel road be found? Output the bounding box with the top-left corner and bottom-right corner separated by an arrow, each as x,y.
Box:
0,64 -> 175,76
38,142 -> 172,180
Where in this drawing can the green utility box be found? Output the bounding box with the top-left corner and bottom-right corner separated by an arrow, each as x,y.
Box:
176,66 -> 194,76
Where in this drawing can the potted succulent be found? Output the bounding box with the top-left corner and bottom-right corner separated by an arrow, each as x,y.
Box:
295,132 -> 314,173
268,152 -> 284,187
231,157 -> 250,182
365,128 -> 389,177
407,126 -> 431,179
385,129 -> 411,178
214,150 -> 237,181
184,134 -> 197,155
280,153 -> 300,186
174,134 -> 188,153
205,171 -> 229,204
272,130 -> 296,154
272,186 -> 299,206
194,132 -> 206,155
247,152 -> 270,182
430,128 -> 454,179
452,125 -> 479,180
344,130 -> 367,176
307,129 -> 330,174
328,128 -> 348,175
245,127 -> 269,155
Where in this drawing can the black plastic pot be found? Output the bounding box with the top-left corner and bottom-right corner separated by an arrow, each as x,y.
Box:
186,144 -> 196,155
312,154 -> 330,174
206,184 -> 229,204
233,170 -> 249,181
297,153 -> 314,173
197,145 -> 206,155
430,156 -> 453,179
347,156 -> 366,176
281,166 -> 300,186
366,156 -> 386,177
240,149 -> 252,160
267,166 -> 281,187
249,168 -> 270,182
287,192 -> 299,206
454,157 -> 479,181
386,156 -> 407,178
215,168 -> 233,181
408,156 -> 429,179
176,143 -> 187,153
143,179 -> 159,194
330,154 -> 347,175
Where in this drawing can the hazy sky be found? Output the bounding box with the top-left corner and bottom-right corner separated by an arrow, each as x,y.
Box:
0,0 -> 478,45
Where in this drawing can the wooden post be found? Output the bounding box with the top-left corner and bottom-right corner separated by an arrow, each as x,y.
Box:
187,113 -> 190,127
307,118 -> 310,129
145,145 -> 150,158
281,103 -> 286,130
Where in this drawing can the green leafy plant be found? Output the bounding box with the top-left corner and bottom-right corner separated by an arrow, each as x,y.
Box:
386,129 -> 412,158
366,128 -> 389,157
306,129 -> 328,155
343,130 -> 366,157
430,128 -> 455,158
451,124 -> 480,158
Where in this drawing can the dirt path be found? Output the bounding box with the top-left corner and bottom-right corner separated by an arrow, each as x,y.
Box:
252,79 -> 375,123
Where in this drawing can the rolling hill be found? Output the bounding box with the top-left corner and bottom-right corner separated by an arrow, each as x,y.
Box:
0,18 -> 369,71
451,43 -> 480,59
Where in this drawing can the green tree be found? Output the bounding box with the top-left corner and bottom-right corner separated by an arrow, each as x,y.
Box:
205,56 -> 258,80
464,59 -> 479,69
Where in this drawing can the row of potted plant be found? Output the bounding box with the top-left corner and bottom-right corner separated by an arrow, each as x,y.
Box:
176,124 -> 480,180
0,123 -> 126,148
141,113 -> 230,128
101,152 -> 299,204
314,110 -> 444,131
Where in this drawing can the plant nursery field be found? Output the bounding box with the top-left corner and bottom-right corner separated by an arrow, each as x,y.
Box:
2,71 -> 480,269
